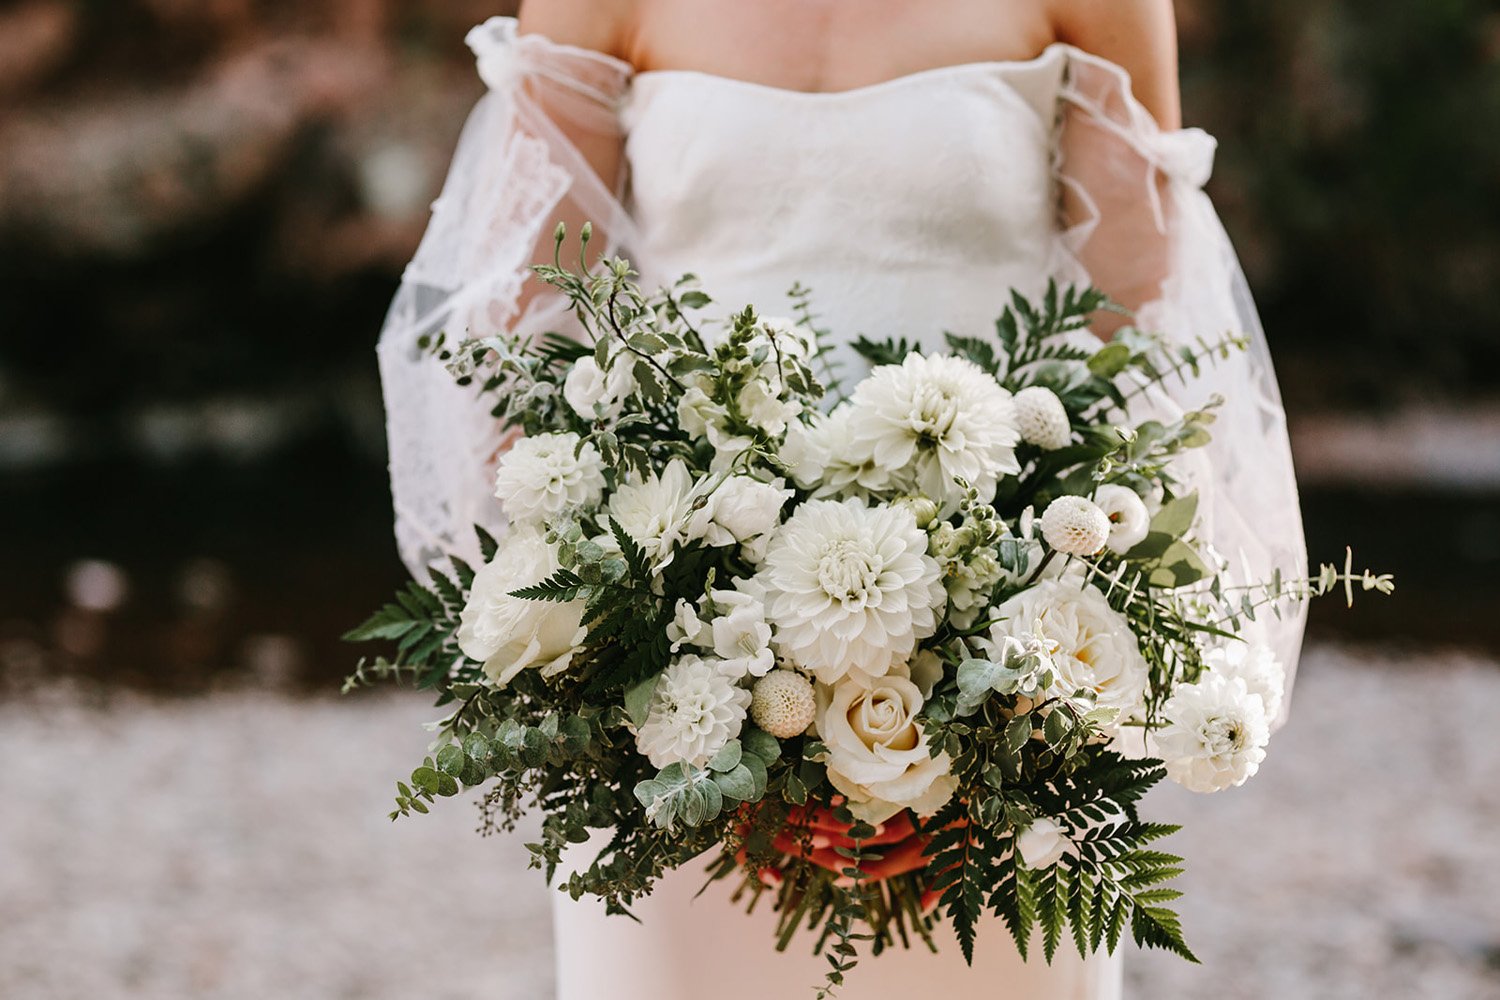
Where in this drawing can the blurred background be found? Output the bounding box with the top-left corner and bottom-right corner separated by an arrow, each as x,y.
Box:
1,1 -> 1498,998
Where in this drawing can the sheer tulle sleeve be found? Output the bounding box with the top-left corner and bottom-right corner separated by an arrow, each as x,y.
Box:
1052,50 -> 1308,726
376,16 -> 635,576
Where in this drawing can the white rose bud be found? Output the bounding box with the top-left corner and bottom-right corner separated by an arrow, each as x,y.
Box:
1093,484 -> 1152,555
1040,495 -> 1111,555
1013,386 -> 1071,451
750,669 -> 817,738
1016,817 -> 1069,869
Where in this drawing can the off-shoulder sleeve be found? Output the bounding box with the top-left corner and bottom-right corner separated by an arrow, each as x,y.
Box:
376,16 -> 636,576
1052,50 -> 1308,727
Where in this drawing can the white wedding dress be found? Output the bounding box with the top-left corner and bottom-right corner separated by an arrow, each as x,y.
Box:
376,17 -> 1308,1000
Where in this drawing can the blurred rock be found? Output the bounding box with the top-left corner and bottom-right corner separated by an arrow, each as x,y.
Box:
0,1 -> 79,97
65,559 -> 131,613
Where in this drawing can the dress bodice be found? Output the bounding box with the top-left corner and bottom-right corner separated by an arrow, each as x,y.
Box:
621,51 -> 1072,378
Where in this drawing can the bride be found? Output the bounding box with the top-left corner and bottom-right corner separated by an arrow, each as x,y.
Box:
376,2 -> 1307,997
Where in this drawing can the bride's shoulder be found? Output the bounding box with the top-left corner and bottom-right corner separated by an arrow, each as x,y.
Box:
1046,0 -> 1181,128
517,0 -> 638,61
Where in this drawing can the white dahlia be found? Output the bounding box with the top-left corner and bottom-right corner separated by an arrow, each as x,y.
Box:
604,458 -> 694,566
634,654 -> 752,769
1153,674 -> 1271,793
1040,495 -> 1111,556
1013,385 -> 1072,451
986,579 -> 1150,717
846,354 -> 1020,508
756,498 -> 944,685
1203,641 -> 1285,721
750,669 -> 817,738
1093,484 -> 1151,555
491,432 -> 605,527
781,406 -> 892,499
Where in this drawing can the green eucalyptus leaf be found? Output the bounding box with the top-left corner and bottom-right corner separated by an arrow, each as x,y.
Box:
708,739 -> 743,773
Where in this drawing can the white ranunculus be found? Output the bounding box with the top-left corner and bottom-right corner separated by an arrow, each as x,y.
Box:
457,527 -> 586,686
987,580 -> 1151,718
605,458 -> 694,566
1016,817 -> 1070,869
757,498 -> 945,685
1202,641 -> 1285,721
635,654 -> 752,769
564,355 -> 636,420
706,587 -> 775,679
846,354 -> 1021,509
1093,484 -> 1152,555
491,432 -> 605,527
815,669 -> 958,825
686,475 -> 792,547
781,406 -> 892,499
1153,674 -> 1271,793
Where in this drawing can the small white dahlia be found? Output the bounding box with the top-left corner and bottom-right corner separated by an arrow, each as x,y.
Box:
1040,495 -> 1111,556
492,432 -> 605,527
781,406 -> 892,499
846,354 -> 1020,508
604,458 -> 694,566
1013,386 -> 1072,451
1154,674 -> 1271,793
1093,484 -> 1152,555
635,654 -> 752,769
1203,641 -> 1286,721
750,669 -> 817,738
756,498 -> 945,685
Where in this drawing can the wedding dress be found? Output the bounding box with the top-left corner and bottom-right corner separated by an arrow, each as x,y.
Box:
376,17 -> 1307,999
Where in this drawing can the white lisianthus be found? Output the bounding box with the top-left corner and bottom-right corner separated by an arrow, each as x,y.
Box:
635,654 -> 752,769
1093,484 -> 1151,555
846,354 -> 1020,508
1203,641 -> 1285,721
781,406 -> 891,498
676,384 -> 726,441
987,580 -> 1150,718
491,432 -> 605,527
750,668 -> 817,738
1013,386 -> 1072,451
757,498 -> 945,684
604,458 -> 694,566
1039,495 -> 1111,556
1016,817 -> 1070,869
564,355 -> 636,420
814,668 -> 958,825
457,527 -> 586,687
706,587 -> 775,679
686,476 -> 792,547
1153,674 -> 1271,793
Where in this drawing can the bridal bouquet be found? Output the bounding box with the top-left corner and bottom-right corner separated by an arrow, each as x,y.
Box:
348,225 -> 1389,991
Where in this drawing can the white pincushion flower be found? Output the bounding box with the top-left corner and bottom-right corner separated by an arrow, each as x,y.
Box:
564,355 -> 636,420
757,498 -> 945,684
781,406 -> 891,498
815,668 -> 958,825
750,669 -> 817,738
1013,386 -> 1072,450
846,354 -> 1020,508
1016,817 -> 1070,869
1153,674 -> 1271,793
604,459 -> 694,566
491,432 -> 604,527
1093,484 -> 1152,555
1203,641 -> 1285,721
635,654 -> 752,769
1040,495 -> 1111,555
706,587 -> 775,679
986,580 -> 1150,718
457,527 -> 586,687
686,476 -> 791,547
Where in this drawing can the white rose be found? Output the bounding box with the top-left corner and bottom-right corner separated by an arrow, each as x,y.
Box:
815,670 -> 958,825
457,527 -> 586,686
687,476 -> 792,547
676,384 -> 725,440
564,355 -> 635,420
1016,817 -> 1069,870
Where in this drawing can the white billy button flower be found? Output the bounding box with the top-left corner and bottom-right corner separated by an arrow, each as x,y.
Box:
685,475 -> 792,548
1153,674 -> 1271,793
634,654 -> 751,769
1013,385 -> 1072,451
1040,495 -> 1111,556
457,526 -> 586,687
491,432 -> 605,527
563,355 -> 636,420
1016,817 -> 1069,869
1203,641 -> 1286,721
749,669 -> 817,738
756,498 -> 945,685
1093,484 -> 1152,555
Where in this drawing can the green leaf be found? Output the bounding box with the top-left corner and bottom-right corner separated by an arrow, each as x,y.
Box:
435,744 -> 466,777
741,727 -> 781,763
624,674 -> 659,728
714,762 -> 758,801
1087,342 -> 1133,378
707,739 -> 743,773
411,766 -> 442,795
1149,492 -> 1199,540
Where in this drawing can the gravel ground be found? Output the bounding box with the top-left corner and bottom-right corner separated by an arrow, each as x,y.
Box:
3,645 -> 1499,1000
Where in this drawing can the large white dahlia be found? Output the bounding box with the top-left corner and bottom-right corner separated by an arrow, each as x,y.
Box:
603,458 -> 694,566
756,498 -> 944,684
1153,674 -> 1271,793
491,432 -> 605,527
846,354 -> 1020,508
780,405 -> 892,499
634,654 -> 752,769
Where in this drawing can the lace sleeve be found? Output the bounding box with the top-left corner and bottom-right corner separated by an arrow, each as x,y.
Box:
1052,50 -> 1308,728
376,16 -> 636,577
